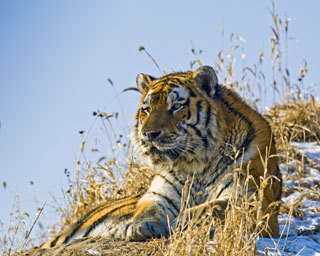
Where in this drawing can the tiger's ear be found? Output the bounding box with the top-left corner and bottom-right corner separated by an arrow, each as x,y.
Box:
136,74 -> 155,93
193,66 -> 218,98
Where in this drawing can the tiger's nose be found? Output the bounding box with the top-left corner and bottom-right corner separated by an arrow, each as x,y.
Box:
143,130 -> 162,141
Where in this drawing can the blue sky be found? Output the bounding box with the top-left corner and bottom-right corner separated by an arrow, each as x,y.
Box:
0,0 -> 319,241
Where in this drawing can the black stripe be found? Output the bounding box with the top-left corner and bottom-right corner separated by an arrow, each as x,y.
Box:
152,78 -> 182,87
202,137 -> 209,147
124,221 -> 130,237
167,148 -> 181,161
168,170 -> 185,187
277,166 -> 282,201
187,147 -> 196,154
157,201 -> 176,217
206,104 -> 211,127
109,213 -> 134,238
151,79 -> 166,87
240,128 -> 255,152
49,234 -> 61,247
120,213 -> 133,222
173,77 -> 187,84
206,148 -> 236,187
177,124 -> 188,133
195,100 -> 202,126
190,100 -> 211,147
205,160 -> 223,186
216,180 -> 233,199
207,129 -> 217,142
187,87 -> 197,97
83,201 -> 136,237
172,91 -> 179,100
60,204 -> 107,244
189,124 -> 202,137
187,110 -> 191,119
157,174 -> 182,198
184,98 -> 190,107
221,98 -> 241,121
147,191 -> 180,215
220,97 -> 255,154
67,201 -> 136,241
220,96 -> 255,141
212,83 -> 221,100
168,83 -> 179,88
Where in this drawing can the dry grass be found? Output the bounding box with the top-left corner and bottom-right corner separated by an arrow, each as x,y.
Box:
2,1 -> 320,255
265,100 -> 320,149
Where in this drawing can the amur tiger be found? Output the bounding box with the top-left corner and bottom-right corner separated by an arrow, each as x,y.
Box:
42,65 -> 282,248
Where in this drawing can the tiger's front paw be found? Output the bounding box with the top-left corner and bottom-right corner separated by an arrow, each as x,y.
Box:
125,219 -> 169,241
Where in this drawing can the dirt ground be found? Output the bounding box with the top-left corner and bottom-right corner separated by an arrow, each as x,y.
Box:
21,237 -> 165,256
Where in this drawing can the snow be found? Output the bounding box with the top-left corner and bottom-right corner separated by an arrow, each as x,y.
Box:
291,142 -> 320,162
256,142 -> 320,255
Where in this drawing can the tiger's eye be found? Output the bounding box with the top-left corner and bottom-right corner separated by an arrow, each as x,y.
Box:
174,103 -> 182,109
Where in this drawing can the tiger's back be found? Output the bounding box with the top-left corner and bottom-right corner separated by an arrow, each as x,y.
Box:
42,66 -> 281,248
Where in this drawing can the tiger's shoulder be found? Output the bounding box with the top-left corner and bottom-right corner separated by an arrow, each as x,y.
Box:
218,85 -> 274,146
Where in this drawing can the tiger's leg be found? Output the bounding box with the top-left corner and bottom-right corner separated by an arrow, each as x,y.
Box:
169,198 -> 229,233
170,172 -> 251,233
41,195 -> 141,248
125,199 -> 171,240
169,177 -> 280,238
125,174 -> 182,241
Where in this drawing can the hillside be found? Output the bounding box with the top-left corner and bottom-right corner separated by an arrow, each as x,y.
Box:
19,102 -> 320,256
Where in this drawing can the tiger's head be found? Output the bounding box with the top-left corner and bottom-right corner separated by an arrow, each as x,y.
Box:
131,66 -> 221,171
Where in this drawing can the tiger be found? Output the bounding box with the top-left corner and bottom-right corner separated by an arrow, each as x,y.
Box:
42,65 -> 282,248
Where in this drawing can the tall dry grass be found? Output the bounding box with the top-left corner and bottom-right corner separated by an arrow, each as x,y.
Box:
2,1 -> 320,255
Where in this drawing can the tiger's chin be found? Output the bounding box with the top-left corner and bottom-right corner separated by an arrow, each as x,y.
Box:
139,140 -> 185,164
150,146 -> 181,162
152,141 -> 179,151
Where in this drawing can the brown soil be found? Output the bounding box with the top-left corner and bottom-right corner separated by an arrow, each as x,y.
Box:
21,237 -> 165,256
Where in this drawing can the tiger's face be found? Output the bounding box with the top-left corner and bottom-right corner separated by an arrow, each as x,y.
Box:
131,66 -> 219,169
139,79 -> 192,161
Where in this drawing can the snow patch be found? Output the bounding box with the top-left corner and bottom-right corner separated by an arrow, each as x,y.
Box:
258,142 -> 320,255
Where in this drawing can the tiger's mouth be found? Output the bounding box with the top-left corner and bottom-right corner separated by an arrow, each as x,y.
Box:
139,133 -> 188,161
148,141 -> 186,162
151,141 -> 178,151
150,146 -> 182,161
